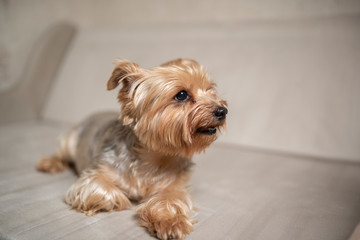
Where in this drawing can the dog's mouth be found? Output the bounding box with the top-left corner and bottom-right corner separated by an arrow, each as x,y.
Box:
196,127 -> 217,135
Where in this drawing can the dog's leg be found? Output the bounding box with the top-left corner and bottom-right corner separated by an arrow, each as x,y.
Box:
137,189 -> 194,240
65,165 -> 131,215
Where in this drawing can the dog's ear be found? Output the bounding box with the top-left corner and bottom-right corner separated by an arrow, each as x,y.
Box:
107,59 -> 143,126
107,59 -> 142,90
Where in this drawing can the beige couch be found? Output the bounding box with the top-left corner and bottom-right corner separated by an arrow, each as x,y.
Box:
1,2 -> 360,239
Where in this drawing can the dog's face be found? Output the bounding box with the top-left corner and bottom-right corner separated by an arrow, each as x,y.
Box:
107,58 -> 227,157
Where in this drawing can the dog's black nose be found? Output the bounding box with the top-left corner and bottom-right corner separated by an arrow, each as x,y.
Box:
214,107 -> 228,120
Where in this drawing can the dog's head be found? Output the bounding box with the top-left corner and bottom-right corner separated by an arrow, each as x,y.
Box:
107,58 -> 227,157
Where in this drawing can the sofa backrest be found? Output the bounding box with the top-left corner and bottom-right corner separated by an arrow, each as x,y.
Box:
2,1 -> 360,161
42,17 -> 360,161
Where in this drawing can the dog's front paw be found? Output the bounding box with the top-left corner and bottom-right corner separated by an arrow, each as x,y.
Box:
137,191 -> 194,239
145,214 -> 193,240
65,168 -> 131,215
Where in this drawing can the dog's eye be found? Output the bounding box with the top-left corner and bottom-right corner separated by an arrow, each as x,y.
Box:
174,90 -> 189,102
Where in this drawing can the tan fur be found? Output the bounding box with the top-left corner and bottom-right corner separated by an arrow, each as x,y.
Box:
37,156 -> 68,174
65,165 -> 132,215
137,189 -> 194,240
38,58 -> 227,239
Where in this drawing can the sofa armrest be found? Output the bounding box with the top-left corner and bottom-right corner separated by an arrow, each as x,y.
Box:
0,23 -> 76,124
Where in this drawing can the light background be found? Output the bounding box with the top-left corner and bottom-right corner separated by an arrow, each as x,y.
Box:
1,0 -> 360,161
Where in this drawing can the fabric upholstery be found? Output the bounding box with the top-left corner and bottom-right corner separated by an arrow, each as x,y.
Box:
0,23 -> 76,124
1,4 -> 360,239
349,224 -> 360,240
1,122 -> 359,240
42,17 -> 360,161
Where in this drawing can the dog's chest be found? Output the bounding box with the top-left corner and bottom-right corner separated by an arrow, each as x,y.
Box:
99,149 -> 178,200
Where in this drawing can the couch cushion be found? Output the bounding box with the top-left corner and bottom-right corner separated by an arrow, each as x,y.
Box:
1,122 -> 360,240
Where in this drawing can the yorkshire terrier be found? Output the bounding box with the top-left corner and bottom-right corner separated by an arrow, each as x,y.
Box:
37,58 -> 228,239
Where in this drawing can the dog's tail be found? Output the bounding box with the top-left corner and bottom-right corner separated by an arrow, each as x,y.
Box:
37,126 -> 79,174
37,156 -> 68,174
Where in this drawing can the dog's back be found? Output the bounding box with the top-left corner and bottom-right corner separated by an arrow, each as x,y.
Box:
37,112 -> 119,173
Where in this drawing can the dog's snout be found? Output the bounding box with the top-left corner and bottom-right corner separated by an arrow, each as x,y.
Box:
214,107 -> 228,120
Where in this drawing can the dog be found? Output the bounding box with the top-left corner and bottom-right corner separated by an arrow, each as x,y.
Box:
37,58 -> 228,239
